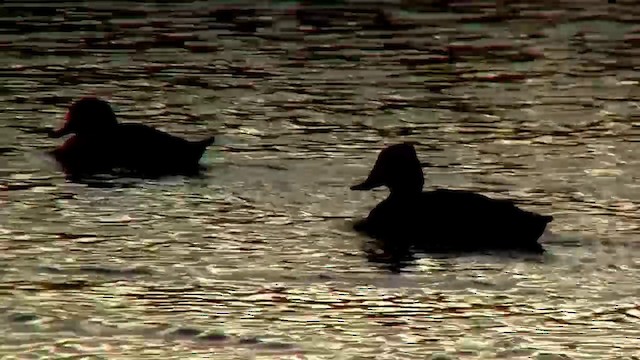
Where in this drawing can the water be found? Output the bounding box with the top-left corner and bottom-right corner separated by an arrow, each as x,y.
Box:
2,0 -> 640,358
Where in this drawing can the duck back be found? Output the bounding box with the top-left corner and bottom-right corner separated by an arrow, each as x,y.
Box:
355,189 -> 551,253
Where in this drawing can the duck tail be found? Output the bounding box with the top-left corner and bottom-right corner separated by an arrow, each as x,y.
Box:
524,213 -> 553,244
193,135 -> 216,158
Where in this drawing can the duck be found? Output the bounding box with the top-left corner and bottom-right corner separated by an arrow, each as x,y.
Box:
48,97 -> 216,177
350,143 -> 553,253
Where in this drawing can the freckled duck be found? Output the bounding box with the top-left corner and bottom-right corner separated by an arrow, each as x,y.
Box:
351,143 -> 553,253
48,97 -> 216,177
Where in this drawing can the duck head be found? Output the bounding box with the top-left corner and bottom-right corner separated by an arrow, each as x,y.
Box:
351,143 -> 425,195
49,97 -> 118,138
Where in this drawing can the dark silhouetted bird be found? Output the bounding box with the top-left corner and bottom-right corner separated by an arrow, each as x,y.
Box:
49,97 -> 215,178
351,143 -> 553,253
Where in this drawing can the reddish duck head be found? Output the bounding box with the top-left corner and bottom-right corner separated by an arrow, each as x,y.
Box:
50,97 -> 118,138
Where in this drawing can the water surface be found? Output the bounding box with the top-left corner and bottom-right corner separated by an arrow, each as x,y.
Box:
2,1 -> 640,359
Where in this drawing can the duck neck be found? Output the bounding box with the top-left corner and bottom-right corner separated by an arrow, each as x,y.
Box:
388,187 -> 422,199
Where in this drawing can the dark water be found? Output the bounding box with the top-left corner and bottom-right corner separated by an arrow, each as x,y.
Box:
2,0 -> 640,358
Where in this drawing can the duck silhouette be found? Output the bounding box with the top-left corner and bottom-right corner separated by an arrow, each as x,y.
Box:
48,97 -> 216,178
351,143 -> 553,253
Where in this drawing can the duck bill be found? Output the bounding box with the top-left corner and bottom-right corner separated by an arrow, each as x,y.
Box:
351,158 -> 386,191
49,112 -> 72,138
49,123 -> 71,138
350,176 -> 384,191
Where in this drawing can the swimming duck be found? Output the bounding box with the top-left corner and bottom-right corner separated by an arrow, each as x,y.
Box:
48,97 -> 216,177
351,143 -> 553,253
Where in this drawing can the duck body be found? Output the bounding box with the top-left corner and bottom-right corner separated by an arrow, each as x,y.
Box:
49,97 -> 215,177
351,143 -> 553,253
354,189 -> 551,253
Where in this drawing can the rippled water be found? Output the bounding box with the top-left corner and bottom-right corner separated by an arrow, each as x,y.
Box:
2,1 -> 640,359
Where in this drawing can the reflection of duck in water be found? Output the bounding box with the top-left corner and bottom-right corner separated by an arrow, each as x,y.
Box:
48,97 -> 216,178
351,143 -> 553,253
